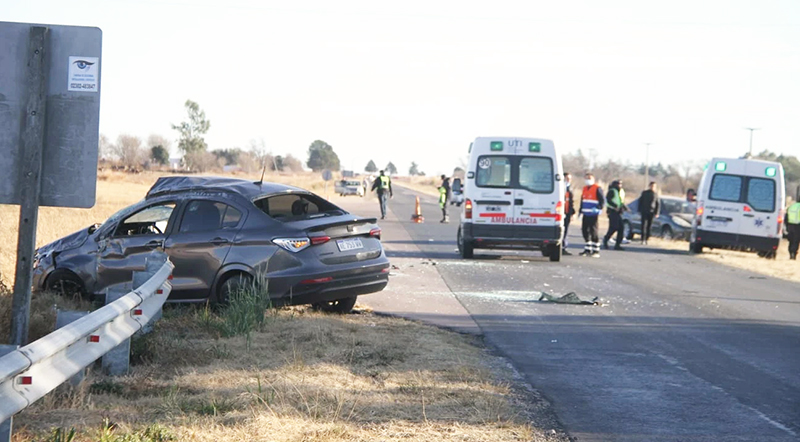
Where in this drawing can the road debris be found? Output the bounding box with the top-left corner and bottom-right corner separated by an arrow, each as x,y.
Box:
538,292 -> 600,305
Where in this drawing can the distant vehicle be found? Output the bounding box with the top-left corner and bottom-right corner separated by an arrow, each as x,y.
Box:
622,196 -> 696,241
33,177 -> 389,312
450,177 -> 464,206
690,157 -> 785,257
342,170 -> 355,178
457,137 -> 565,261
335,179 -> 365,197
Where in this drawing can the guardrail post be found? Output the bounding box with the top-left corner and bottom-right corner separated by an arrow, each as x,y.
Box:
101,286 -> 132,376
133,252 -> 168,334
55,310 -> 90,386
0,345 -> 18,442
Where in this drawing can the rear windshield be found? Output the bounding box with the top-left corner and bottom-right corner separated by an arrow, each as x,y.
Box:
253,193 -> 346,221
661,199 -> 695,215
475,155 -> 554,193
709,173 -> 776,212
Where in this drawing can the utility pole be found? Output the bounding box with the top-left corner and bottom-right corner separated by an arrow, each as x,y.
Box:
745,128 -> 760,158
644,142 -> 651,191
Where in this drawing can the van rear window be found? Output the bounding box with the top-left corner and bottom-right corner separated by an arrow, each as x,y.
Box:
476,156 -> 511,188
519,157 -> 554,193
709,174 -> 742,202
747,178 -> 775,212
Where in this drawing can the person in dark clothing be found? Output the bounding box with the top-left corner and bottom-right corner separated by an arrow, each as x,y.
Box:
603,179 -> 628,250
579,173 -> 605,257
638,181 -> 660,245
438,175 -> 451,223
370,170 -> 393,219
563,173 -> 576,255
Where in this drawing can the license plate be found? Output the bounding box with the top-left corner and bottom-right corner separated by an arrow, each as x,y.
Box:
336,238 -> 363,252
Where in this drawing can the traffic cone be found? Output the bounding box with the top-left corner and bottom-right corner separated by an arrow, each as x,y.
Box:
411,196 -> 424,223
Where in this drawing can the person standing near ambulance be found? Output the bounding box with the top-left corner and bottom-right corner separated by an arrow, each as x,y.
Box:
438,175 -> 451,223
603,179 -> 628,250
579,173 -> 604,257
787,199 -> 800,260
371,170 -> 393,220
563,172 -> 576,255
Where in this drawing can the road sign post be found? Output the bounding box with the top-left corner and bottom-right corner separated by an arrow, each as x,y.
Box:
322,169 -> 333,198
0,22 -> 102,345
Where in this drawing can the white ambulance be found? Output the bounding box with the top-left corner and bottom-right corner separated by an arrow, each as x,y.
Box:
690,157 -> 785,257
457,137 -> 565,261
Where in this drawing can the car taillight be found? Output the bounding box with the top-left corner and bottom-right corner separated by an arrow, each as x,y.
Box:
310,235 -> 330,246
743,205 -> 752,212
555,201 -> 563,222
273,238 -> 311,253
465,199 -> 473,219
369,228 -> 381,239
777,211 -> 784,235
696,205 -> 703,226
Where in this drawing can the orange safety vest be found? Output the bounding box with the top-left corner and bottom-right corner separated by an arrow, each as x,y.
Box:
581,184 -> 602,216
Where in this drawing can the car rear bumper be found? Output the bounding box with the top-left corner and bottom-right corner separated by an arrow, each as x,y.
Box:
272,260 -> 390,306
695,229 -> 780,252
463,223 -> 562,249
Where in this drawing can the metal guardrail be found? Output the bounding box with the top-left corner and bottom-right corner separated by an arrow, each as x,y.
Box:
0,259 -> 174,422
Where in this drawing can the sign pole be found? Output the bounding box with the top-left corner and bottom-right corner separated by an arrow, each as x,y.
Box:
9,26 -> 49,346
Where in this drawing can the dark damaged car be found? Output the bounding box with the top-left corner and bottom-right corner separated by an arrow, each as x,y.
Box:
33,176 -> 390,312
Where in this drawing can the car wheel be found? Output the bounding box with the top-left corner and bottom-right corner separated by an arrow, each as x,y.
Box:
547,243 -> 562,262
757,250 -> 777,259
45,269 -> 87,299
689,241 -> 703,254
457,226 -> 474,259
623,221 -> 633,240
661,226 -> 674,240
313,296 -> 357,313
218,273 -> 254,305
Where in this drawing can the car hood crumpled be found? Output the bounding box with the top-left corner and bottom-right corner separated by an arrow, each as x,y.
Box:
36,228 -> 92,255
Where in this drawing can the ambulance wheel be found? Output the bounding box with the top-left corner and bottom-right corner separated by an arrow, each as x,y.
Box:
457,227 -> 473,259
690,241 -> 703,254
547,244 -> 562,262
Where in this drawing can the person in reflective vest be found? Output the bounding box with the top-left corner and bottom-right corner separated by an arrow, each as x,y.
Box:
563,173 -> 576,255
579,173 -> 605,257
438,175 -> 451,223
603,179 -> 628,250
370,170 -> 393,219
787,200 -> 800,260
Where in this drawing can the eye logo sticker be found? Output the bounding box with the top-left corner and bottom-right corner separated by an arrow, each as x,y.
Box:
68,56 -> 99,92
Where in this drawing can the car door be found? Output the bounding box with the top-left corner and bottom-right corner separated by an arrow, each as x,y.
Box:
703,173 -> 743,237
738,174 -> 778,241
514,155 -> 559,236
472,155 -> 515,231
96,201 -> 177,293
626,199 -> 641,235
163,199 -> 245,301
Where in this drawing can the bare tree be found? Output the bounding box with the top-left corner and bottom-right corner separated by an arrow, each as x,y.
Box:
113,134 -> 146,169
98,133 -> 114,160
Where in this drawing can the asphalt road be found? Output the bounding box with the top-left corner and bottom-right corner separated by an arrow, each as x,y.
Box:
345,185 -> 800,442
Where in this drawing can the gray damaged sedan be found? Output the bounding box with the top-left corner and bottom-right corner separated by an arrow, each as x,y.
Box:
33,176 -> 390,312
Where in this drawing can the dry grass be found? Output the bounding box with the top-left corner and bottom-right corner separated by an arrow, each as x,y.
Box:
647,236 -> 800,283
11,306 -> 565,442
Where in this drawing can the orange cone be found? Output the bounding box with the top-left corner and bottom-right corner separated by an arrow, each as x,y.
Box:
411,196 -> 424,223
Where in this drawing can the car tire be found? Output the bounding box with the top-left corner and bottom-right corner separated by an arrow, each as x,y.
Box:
457,226 -> 474,259
218,273 -> 254,305
313,296 -> 357,313
689,241 -> 703,254
45,269 -> 87,299
623,221 -> 634,240
757,250 -> 777,259
661,226 -> 674,240
547,243 -> 562,262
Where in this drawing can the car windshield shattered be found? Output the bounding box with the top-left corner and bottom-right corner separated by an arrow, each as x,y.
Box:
253,193 -> 346,221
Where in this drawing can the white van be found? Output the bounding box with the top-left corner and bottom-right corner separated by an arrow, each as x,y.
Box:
690,157 -> 785,257
457,137 -> 565,261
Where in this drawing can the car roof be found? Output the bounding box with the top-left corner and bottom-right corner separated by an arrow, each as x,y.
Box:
146,176 -> 308,200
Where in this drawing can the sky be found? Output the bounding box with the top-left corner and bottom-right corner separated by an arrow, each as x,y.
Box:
3,0 -> 800,176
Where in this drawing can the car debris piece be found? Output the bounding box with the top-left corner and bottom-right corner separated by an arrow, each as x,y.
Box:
538,292 -> 600,305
